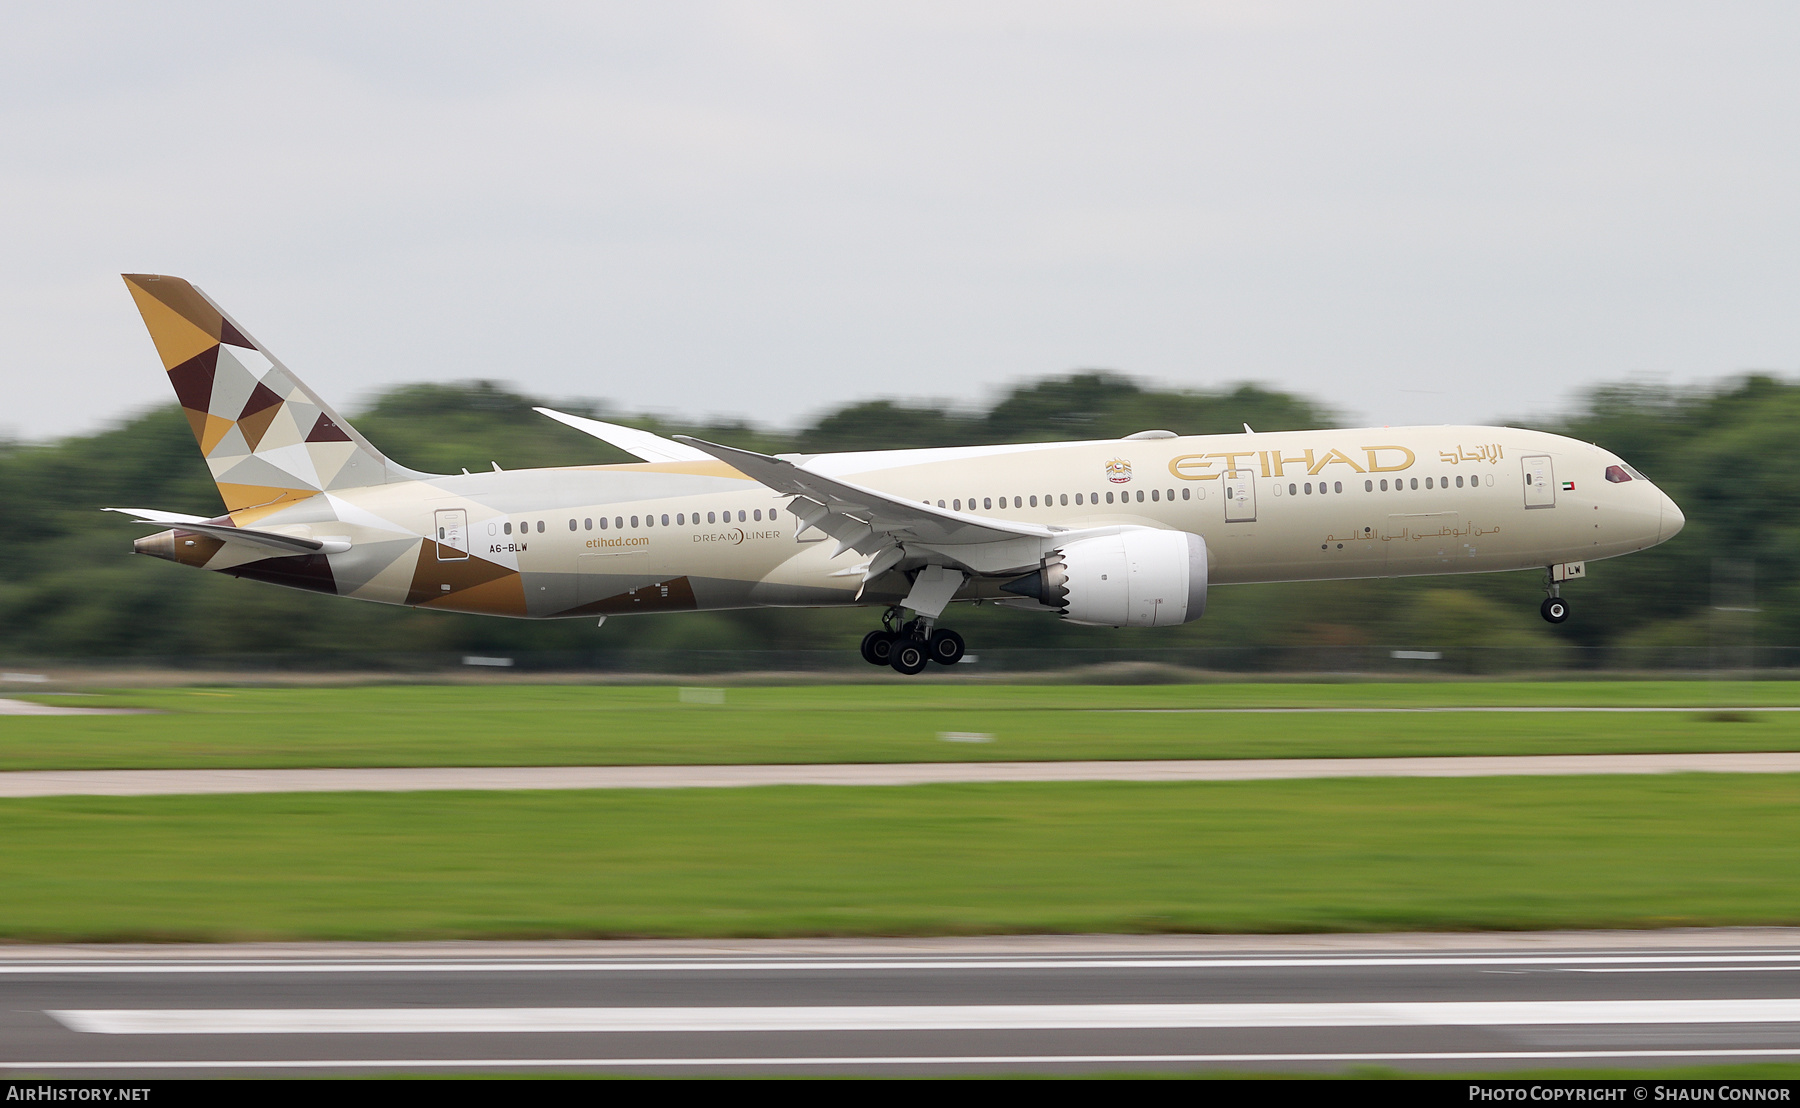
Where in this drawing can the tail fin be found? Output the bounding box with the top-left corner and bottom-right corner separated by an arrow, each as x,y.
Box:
121,274 -> 420,522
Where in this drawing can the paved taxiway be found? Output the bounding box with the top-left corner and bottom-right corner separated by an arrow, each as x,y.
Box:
3,751 -> 1800,797
9,932 -> 1800,1075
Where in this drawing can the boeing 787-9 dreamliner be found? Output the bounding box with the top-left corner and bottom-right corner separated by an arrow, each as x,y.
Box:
110,275 -> 1685,673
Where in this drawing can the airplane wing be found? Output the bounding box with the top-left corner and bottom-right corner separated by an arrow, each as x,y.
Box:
104,508 -> 335,555
535,408 -> 713,464
671,436 -> 1053,556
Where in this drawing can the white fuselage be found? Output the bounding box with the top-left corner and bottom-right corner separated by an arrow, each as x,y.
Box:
243,423 -> 1681,620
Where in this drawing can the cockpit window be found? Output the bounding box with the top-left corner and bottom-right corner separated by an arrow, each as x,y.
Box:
1605,465 -> 1633,483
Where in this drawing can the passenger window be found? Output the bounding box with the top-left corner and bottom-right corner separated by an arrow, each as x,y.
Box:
599,517 -> 608,530
646,515 -> 655,528
631,516 -> 639,527
1456,475 -> 1464,488
1166,489 -> 1174,500
1288,483 -> 1297,496
737,510 -> 746,522
1150,489 -> 1159,502
938,500 -> 946,508
615,517 -> 623,529
1410,478 -> 1418,490
754,509 -> 762,521
953,499 -> 961,511
504,522 -> 512,535
1074,494 -> 1083,505
1135,490 -> 1144,502
706,512 -> 715,524
677,513 -> 685,525
1105,491 -> 1115,504
1364,480 -> 1373,492
1011,496 -> 1019,508
1030,495 -> 1038,507
584,518 -> 593,530
1181,488 -> 1191,500
1426,478 -> 1434,489
984,498 -> 992,509
568,519 -> 576,531
1334,481 -> 1342,493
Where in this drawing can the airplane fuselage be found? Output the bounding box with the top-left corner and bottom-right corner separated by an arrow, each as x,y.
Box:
141,424 -> 1683,621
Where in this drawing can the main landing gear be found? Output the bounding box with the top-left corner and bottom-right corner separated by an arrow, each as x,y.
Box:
860,607 -> 967,675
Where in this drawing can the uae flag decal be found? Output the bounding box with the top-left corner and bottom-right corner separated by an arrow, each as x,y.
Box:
1561,481 -> 1576,491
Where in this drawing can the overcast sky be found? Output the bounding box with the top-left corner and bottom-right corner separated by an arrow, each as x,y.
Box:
5,2 -> 1799,441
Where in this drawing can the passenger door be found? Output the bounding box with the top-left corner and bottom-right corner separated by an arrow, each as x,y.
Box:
433,508 -> 469,560
1223,469 -> 1257,522
1522,455 -> 1555,509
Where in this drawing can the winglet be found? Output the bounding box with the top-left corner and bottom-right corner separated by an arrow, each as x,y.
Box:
535,408 -> 712,463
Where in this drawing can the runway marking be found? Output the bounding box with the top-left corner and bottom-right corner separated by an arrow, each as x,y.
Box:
9,1049 -> 1800,1071
1574,965 -> 1800,974
7,752 -> 1800,797
12,953 -> 1800,974
49,999 -> 1800,1034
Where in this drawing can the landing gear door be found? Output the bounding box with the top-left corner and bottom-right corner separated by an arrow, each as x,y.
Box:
434,508 -> 470,560
1522,455 -> 1555,509
1223,470 -> 1257,523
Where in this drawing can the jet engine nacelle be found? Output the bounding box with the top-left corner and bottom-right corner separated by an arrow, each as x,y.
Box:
1003,528 -> 1208,627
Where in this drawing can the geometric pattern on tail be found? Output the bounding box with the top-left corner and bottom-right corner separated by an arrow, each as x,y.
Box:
122,274 -> 392,523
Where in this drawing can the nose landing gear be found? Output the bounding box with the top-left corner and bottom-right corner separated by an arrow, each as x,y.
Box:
1540,567 -> 1570,624
860,607 -> 967,674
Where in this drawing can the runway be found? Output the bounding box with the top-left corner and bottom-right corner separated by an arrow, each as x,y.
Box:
10,933 -> 1800,1074
3,751 -> 1800,797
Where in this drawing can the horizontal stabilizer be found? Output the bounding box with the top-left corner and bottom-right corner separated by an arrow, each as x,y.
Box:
101,507 -> 208,526
104,508 -> 340,555
534,408 -> 712,464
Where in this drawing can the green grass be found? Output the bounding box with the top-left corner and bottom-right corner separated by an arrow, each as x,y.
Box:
2,774 -> 1799,942
3,681 -> 1800,770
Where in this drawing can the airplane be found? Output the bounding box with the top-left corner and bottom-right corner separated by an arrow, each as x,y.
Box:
109,274 -> 1686,674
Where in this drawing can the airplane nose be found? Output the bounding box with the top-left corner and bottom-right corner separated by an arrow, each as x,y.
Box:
1659,493 -> 1685,543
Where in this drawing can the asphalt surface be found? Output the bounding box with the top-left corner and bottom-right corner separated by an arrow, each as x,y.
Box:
10,934 -> 1800,1075
4,751 -> 1800,797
